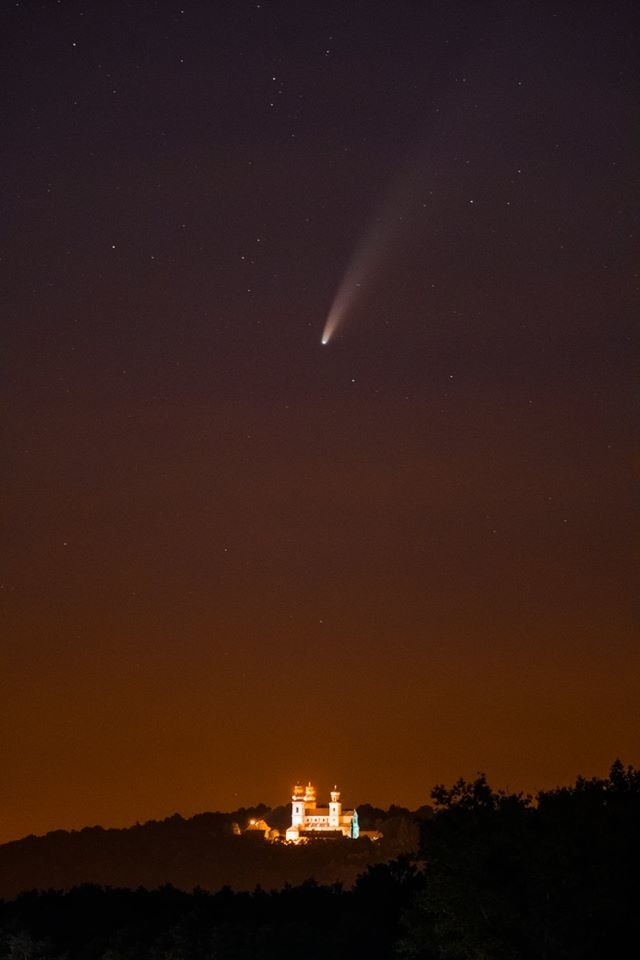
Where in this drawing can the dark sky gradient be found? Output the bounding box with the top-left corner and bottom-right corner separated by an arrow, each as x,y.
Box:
2,0 -> 637,844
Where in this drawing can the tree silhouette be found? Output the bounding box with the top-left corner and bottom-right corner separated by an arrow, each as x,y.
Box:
398,762 -> 640,960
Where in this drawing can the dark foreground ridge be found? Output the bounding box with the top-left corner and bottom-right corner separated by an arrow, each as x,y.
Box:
0,762 -> 637,959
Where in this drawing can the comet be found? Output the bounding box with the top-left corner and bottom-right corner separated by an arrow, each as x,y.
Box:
319,140 -> 442,348
321,221 -> 384,346
320,179 -> 412,346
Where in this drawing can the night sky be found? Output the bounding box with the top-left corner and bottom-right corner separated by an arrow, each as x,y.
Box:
2,0 -> 637,844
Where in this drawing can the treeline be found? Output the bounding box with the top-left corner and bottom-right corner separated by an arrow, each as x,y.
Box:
0,865 -> 422,960
0,762 -> 637,959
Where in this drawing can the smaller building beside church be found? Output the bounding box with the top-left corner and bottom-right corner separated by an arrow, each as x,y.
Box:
285,782 -> 359,842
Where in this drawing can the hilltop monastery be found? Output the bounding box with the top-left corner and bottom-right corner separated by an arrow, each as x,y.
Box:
285,782 -> 359,842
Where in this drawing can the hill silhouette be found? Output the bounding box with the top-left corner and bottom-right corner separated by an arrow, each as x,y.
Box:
0,803 -> 425,899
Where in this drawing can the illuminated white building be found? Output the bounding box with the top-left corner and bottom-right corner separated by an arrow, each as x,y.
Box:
285,783 -> 359,842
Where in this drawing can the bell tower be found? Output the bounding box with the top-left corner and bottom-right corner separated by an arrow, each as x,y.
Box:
291,783 -> 305,827
329,785 -> 341,828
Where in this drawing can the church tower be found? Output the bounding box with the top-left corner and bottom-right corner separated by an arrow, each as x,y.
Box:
291,783 -> 305,827
329,786 -> 341,828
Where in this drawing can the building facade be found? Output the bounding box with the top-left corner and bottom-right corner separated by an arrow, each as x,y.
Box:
285,782 -> 359,842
